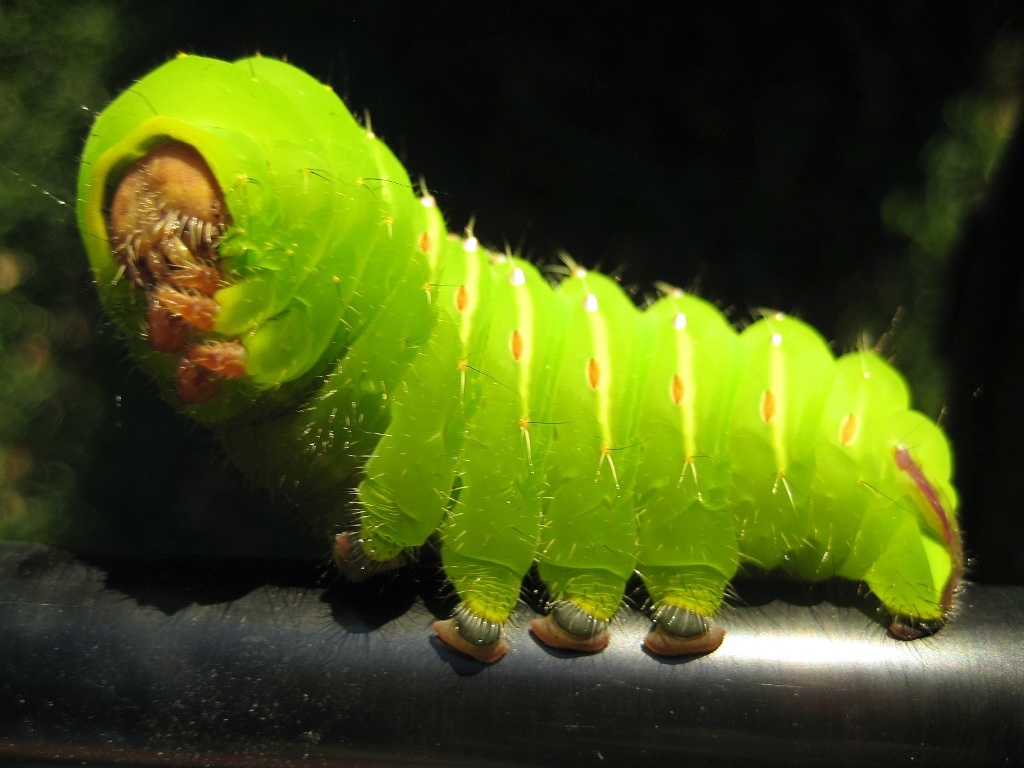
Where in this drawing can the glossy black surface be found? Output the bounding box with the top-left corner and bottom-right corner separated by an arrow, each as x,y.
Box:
1,541 -> 1021,767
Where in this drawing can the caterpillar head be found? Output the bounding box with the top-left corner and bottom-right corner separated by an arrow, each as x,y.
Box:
77,54 -> 414,422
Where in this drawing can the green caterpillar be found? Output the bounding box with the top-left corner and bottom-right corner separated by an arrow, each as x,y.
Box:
77,54 -> 962,663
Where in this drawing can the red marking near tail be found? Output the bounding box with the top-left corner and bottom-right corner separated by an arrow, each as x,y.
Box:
893,445 -> 952,545
893,445 -> 964,613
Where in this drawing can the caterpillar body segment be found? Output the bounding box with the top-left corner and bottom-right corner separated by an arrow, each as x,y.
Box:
78,55 -> 961,663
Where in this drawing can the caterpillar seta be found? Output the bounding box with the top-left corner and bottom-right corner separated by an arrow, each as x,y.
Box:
77,54 -> 962,663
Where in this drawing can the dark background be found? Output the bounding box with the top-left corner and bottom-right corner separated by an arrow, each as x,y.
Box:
2,1 -> 1023,582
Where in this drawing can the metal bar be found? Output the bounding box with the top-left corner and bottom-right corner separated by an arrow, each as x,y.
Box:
1,541 -> 1021,767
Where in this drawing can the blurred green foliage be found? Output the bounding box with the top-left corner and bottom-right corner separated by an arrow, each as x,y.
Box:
0,0 -> 121,540
882,35 -> 1023,418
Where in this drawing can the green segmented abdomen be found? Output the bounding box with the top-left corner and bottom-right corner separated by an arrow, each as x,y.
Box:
633,291 -> 744,619
728,314 -> 837,573
77,54 -> 962,663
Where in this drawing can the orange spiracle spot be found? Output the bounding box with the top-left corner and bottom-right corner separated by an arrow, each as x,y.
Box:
418,232 -> 432,253
839,413 -> 859,446
670,374 -> 685,405
455,284 -> 469,312
587,357 -> 602,389
510,329 -> 525,361
760,390 -> 777,423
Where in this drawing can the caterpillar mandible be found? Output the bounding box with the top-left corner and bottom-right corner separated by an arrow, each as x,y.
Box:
77,54 -> 962,663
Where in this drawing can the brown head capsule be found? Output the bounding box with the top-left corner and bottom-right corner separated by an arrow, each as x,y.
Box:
107,141 -> 245,402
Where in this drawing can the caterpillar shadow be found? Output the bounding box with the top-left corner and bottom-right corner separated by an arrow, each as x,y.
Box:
73,538 -> 890,654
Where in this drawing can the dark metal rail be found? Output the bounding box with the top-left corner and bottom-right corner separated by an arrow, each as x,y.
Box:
1,541 -> 1021,767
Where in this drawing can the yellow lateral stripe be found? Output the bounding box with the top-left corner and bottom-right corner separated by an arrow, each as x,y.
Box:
768,317 -> 789,471
509,263 -> 533,422
458,235 -> 482,351
672,310 -> 698,459
418,192 -> 446,277
581,277 -> 614,449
